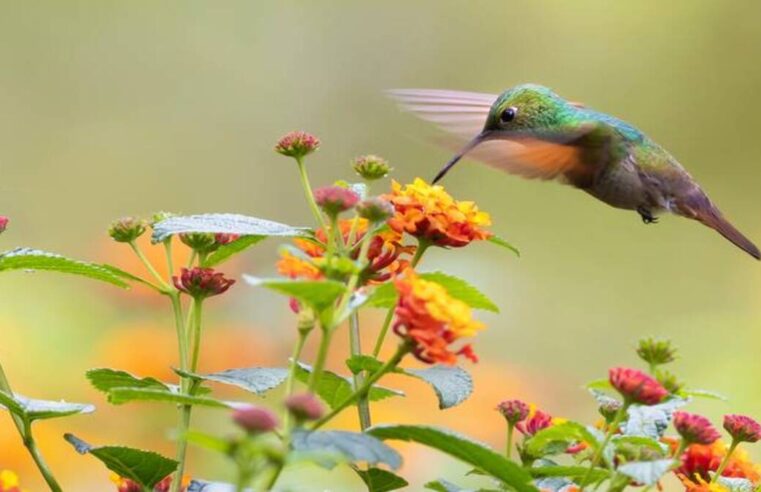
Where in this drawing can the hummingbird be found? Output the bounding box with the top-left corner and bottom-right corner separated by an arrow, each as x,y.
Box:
388,84 -> 760,260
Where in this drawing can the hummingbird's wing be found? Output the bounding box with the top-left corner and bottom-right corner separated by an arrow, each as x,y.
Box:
386,89 -> 496,138
388,89 -> 615,184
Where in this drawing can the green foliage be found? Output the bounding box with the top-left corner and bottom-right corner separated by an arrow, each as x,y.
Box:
203,235 -> 267,266
87,368 -> 170,393
523,422 -> 600,458
105,387 -> 233,408
367,271 -> 499,312
294,363 -> 403,409
402,366 -> 473,409
528,465 -> 610,484
616,459 -> 673,486
64,434 -> 178,489
151,213 -> 310,243
244,276 -> 346,312
0,390 -> 94,422
0,248 -> 131,288
487,235 -> 520,256
355,468 -> 409,492
291,429 -> 402,470
177,367 -> 289,395
368,425 -> 537,492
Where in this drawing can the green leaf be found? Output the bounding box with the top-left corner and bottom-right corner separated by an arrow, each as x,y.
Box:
622,398 -> 687,438
176,367 -> 289,395
152,213 -> 309,243
523,422 -> 600,458
243,276 -> 346,312
291,429 -> 401,469
87,368 -> 170,393
682,388 -> 727,401
203,235 -> 267,267
487,235 -> 520,256
0,248 -> 130,288
106,387 -> 233,408
617,459 -> 673,486
294,363 -> 403,409
355,468 -> 409,492
401,366 -> 473,409
346,355 -> 384,375
612,435 -> 667,454
368,425 -> 536,492
529,465 -> 610,484
367,272 -> 499,312
185,430 -> 233,454
0,390 -> 94,422
64,434 -> 177,489
585,379 -> 613,391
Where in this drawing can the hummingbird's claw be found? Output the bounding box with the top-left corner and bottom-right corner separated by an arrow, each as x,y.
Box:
637,207 -> 658,224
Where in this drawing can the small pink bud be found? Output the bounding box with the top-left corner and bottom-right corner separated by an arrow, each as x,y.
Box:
232,405 -> 279,434
516,408 -> 553,436
275,131 -> 320,158
356,198 -> 394,223
723,414 -> 761,443
214,233 -> 240,246
496,399 -> 529,425
0,216 -> 9,234
352,154 -> 392,181
313,186 -> 359,216
673,411 -> 721,445
609,367 -> 668,405
108,217 -> 146,243
285,392 -> 324,421
173,267 -> 235,298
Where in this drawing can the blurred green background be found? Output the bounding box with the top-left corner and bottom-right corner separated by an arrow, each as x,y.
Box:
1,1 -> 760,490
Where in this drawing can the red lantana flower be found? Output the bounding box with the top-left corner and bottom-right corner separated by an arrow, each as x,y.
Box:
673,411 -> 721,445
724,414 -> 761,444
173,267 -> 235,298
609,367 -> 668,405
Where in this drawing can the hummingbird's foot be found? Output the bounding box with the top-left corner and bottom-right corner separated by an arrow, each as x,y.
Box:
637,207 -> 658,224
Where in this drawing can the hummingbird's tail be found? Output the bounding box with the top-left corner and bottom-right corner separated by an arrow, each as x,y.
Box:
677,193 -> 760,260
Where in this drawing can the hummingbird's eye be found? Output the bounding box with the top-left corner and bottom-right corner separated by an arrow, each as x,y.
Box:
500,107 -> 517,123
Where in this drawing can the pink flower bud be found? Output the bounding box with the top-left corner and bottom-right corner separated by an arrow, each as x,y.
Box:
496,399 -> 529,425
516,408 -> 553,436
673,411 -> 721,445
0,216 -> 9,234
172,267 -> 235,298
285,392 -> 324,421
313,186 -> 359,216
108,217 -> 146,243
232,405 -> 279,434
275,131 -> 320,158
214,233 -> 240,245
609,367 -> 668,405
357,198 -> 394,223
723,414 -> 761,443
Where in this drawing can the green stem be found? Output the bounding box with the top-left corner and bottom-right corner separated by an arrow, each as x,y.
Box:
130,241 -> 171,291
350,312 -> 372,430
296,156 -> 328,233
263,461 -> 284,491
170,294 -> 188,383
671,439 -> 688,469
23,421 -> 62,492
163,239 -> 175,279
711,438 -> 739,484
307,326 -> 333,390
580,403 -> 628,491
189,299 -> 205,372
312,344 -> 409,430
282,331 -> 308,430
371,239 -> 429,357
170,299 -> 201,492
506,424 -> 514,460
0,365 -> 63,492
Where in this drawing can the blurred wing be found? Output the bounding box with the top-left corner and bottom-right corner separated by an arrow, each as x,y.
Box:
468,138 -> 586,181
386,88 -> 497,138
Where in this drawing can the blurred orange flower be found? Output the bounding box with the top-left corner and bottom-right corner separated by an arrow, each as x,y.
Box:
277,218 -> 412,283
393,269 -> 483,364
677,440 -> 761,489
0,470 -> 23,492
386,178 -> 491,248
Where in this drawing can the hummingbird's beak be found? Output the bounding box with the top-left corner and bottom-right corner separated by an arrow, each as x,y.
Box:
433,131 -> 494,184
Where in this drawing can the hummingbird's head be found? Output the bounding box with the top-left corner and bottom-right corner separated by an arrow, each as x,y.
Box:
433,84 -> 571,183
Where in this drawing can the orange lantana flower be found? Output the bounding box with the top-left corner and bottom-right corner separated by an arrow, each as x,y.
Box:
0,471 -> 23,492
386,178 -> 492,248
677,440 -> 761,490
393,269 -> 484,364
277,218 -> 412,284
